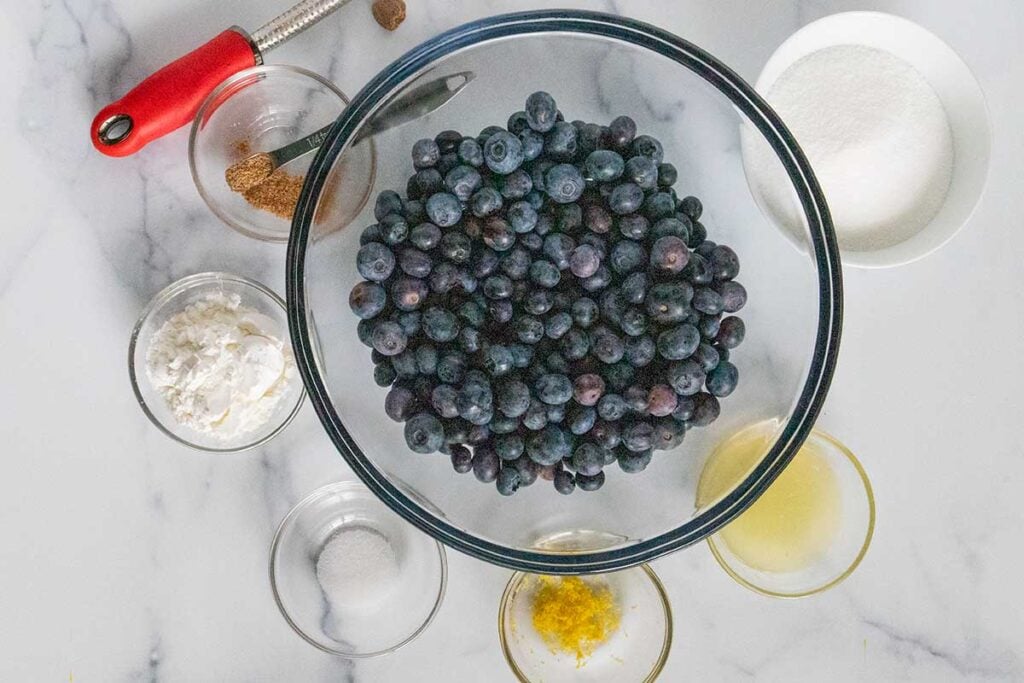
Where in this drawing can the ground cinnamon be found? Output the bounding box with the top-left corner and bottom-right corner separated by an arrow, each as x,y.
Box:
227,140 -> 304,219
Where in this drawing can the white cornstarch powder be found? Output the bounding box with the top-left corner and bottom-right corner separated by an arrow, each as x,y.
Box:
316,526 -> 400,609
145,291 -> 296,441
746,44 -> 954,250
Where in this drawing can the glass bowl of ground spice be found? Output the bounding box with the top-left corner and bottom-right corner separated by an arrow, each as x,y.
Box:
189,65 -> 376,242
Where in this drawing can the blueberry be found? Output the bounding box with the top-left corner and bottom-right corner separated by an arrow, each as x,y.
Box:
715,316 -> 745,349
361,223 -> 383,245
434,130 -> 463,154
572,373 -> 606,406
390,349 -> 418,378
445,165 -> 482,201
545,312 -> 573,340
693,287 -> 724,315
553,469 -> 575,495
559,328 -> 589,361
568,406 -> 597,435
450,444 -> 473,473
642,192 -> 676,220
668,359 -> 706,396
481,216 -> 514,252
706,360 -> 738,397
618,449 -> 653,473
413,168 -> 445,197
657,323 -> 700,360
624,334 -> 656,367
546,403 -> 566,423
483,131 -> 525,174
462,215 -> 483,240
582,204 -> 612,235
609,240 -> 646,274
585,149 -> 625,182
590,421 -> 621,450
683,252 -> 713,285
518,129 -> 545,161
577,122 -> 604,155
508,343 -> 534,368
567,298 -> 595,329
556,203 -> 582,232
459,327 -> 481,353
391,277 -> 428,311
545,163 -> 585,204
472,446 -> 500,482
525,91 -> 558,132
575,470 -> 605,492
422,307 -> 459,342
609,183 -> 644,215
529,260 -> 561,288
498,202 -> 536,235
530,160 -> 554,193
618,214 -> 650,240
698,314 -> 721,340
592,331 -> 625,364
716,281 -> 747,313
440,231 -> 472,263
496,466 -> 522,496
410,222 -> 442,251
374,190 -> 404,221
402,199 -> 426,223
621,272 -> 648,304
689,392 -> 720,427
523,399 -> 549,431
568,244 -> 601,279
651,217 -> 691,242
374,363 -> 397,387
619,307 -> 647,336
624,156 -> 658,190
488,299 -> 514,323
379,213 -> 409,244
477,125 -> 505,145
514,315 -> 544,344
431,384 -> 459,418
545,352 -> 570,374
692,343 -> 721,373
527,425 -> 573,466
519,231 -> 543,252
349,281 -> 387,319
513,456 -> 540,486
646,384 -> 678,417
687,219 -> 708,248
443,419 -> 470,444
466,422 -> 491,444
495,434 -> 525,461
470,187 -> 504,217
652,417 -> 684,450
507,110 -> 530,134
600,289 -> 628,326
622,385 -> 647,412
545,121 -> 578,160
385,385 -> 417,421
399,248 -> 432,279
415,344 -> 438,375
606,115 -> 637,149
679,195 -> 703,220
541,234 -> 574,271
631,134 -> 664,164
597,393 -> 628,421
695,240 -> 717,259
657,163 -> 678,187
710,245 -> 740,281
535,373 -> 573,405
411,138 -> 441,169
457,382 -> 492,425
429,261 -> 459,294
496,379 -> 531,418
404,412 -> 443,454
483,344 -> 513,376
422,192 -> 461,228
457,138 -> 484,167
571,442 -> 605,476
646,282 -> 693,324
498,169 -> 534,199
622,420 -> 655,452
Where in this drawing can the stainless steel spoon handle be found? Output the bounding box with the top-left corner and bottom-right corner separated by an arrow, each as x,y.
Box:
252,0 -> 354,53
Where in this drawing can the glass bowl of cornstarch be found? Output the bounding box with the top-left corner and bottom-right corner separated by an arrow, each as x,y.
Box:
129,272 -> 304,452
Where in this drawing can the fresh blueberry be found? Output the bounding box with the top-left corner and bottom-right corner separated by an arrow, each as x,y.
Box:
609,239 -> 646,274
706,360 -> 738,397
569,244 -> 601,278
619,307 -> 647,336
687,219 -> 708,248
411,138 -> 441,169
374,190 -> 404,221
424,192 -> 462,228
545,121 -> 578,160
623,156 -> 658,190
458,326 -> 480,353
582,204 -> 612,235
495,433 -> 525,462
507,110 -> 530,134
434,130 -> 463,154
483,131 -> 525,174
546,402 -> 566,423
545,312 -> 573,340
590,421 -> 621,450
413,168 -> 445,197
399,248 -> 432,279
379,213 -> 409,244
517,129 -> 545,163
483,344 -> 514,376
390,276 -> 427,311
620,272 -> 648,305
374,362 -> 397,387
575,470 -> 605,491
716,281 -> 747,313
558,328 -> 588,361
606,115 -> 637,149
710,245 -> 740,281
600,289 -> 628,326
545,351 -> 570,374
529,260 -> 561,288
618,449 -> 653,473
514,315 -> 544,344
657,323 -> 700,360
429,261 -> 459,294
624,334 -> 656,367
544,163 -> 585,204
385,385 -> 417,421
715,316 -> 745,349
449,444 -> 473,473
622,420 -> 655,452
482,216 -> 516,252
471,445 -> 500,482
631,134 -> 664,164
496,379 -> 531,418
577,122 -> 604,155
646,385 -> 678,417
519,231 -> 543,252
597,393 -> 628,421
525,91 -> 558,132
543,234 -> 576,270
592,331 -> 625,364
512,455 -> 540,486
556,203 -> 583,232
410,222 -> 442,251
404,412 -> 443,454
495,465 -> 522,496
679,195 -> 702,220
527,425 -> 573,465
609,183 -> 644,215
668,359 -> 706,396
535,373 -> 573,405
402,199 -> 426,223
618,214 -> 650,240
508,343 -> 534,368
553,468 -> 575,495
467,187 -> 501,218
698,314 -> 722,340
585,150 -> 625,182
568,406 -> 597,435
657,162 -> 678,187
498,169 -> 534,200
439,231 -> 472,264
390,349 -> 418,378
651,217 -> 691,242
444,165 -> 481,202
422,307 -> 459,342
646,282 -> 693,324
488,299 -> 514,323
571,442 -> 604,476
569,297 -> 597,328
572,373 -> 605,406
692,343 -> 721,373
361,223 -> 383,246
642,192 -> 676,220
683,252 -> 713,285
476,125 -> 505,145
693,287 -> 724,315
349,281 -> 387,319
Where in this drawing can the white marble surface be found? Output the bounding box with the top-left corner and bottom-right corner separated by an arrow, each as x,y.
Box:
1,0 -> 1023,680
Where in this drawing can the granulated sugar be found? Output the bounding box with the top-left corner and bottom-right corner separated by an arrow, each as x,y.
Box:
316,526 -> 400,610
746,44 -> 954,251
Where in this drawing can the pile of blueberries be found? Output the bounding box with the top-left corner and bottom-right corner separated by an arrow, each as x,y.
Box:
349,91 -> 747,496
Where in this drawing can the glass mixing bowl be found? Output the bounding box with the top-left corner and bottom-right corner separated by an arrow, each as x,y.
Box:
286,10 -> 841,573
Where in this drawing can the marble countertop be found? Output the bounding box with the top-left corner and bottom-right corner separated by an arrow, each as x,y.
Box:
2,0 -> 1022,680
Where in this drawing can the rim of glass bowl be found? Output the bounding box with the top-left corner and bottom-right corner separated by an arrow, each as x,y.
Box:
498,564 -> 673,682
286,10 -> 842,573
706,429 -> 875,598
188,64 -> 374,243
128,271 -> 305,453
268,481 -> 449,657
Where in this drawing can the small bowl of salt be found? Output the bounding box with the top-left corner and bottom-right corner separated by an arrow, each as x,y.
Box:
741,12 -> 990,268
270,480 -> 447,657
128,271 -> 304,452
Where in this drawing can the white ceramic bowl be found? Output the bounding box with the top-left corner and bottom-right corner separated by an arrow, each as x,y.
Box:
742,11 -> 990,268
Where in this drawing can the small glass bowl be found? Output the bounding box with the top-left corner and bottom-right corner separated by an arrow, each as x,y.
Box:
189,64 -> 376,242
499,564 -> 672,682
128,272 -> 304,452
702,422 -> 875,598
269,481 -> 447,657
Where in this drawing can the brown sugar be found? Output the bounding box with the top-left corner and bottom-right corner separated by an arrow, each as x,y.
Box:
372,0 -> 406,31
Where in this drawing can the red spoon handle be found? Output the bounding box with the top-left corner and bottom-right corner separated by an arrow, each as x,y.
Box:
90,28 -> 258,157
